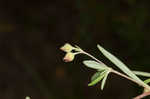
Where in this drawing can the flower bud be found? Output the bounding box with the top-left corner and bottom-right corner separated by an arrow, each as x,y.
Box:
63,52 -> 75,62
25,96 -> 30,99
60,43 -> 75,52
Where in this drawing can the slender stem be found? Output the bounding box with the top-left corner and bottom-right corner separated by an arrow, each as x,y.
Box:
81,50 -> 150,91
111,70 -> 150,91
82,51 -> 104,64
133,92 -> 150,99
111,70 -> 144,87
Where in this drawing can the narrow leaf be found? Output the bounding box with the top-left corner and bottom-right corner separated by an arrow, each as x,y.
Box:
91,71 -> 104,82
101,71 -> 110,90
133,71 -> 150,77
83,60 -> 108,70
144,78 -> 150,84
97,44 -> 149,88
88,71 -> 106,86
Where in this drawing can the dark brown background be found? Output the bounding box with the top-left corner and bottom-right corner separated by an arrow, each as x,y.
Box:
0,0 -> 150,99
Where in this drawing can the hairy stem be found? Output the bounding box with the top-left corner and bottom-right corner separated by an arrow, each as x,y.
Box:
111,70 -> 147,88
82,51 -> 104,64
133,92 -> 150,99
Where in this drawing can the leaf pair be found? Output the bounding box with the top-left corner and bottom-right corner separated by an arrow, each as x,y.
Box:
83,60 -> 111,90
89,70 -> 110,90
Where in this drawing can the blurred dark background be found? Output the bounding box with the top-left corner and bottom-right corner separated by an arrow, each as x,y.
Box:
0,0 -> 150,99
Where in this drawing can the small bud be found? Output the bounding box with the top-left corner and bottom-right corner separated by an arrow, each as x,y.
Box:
60,43 -> 75,52
63,52 -> 75,62
25,96 -> 30,99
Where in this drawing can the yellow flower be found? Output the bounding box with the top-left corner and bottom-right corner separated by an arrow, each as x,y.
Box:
63,52 -> 75,62
60,43 -> 75,52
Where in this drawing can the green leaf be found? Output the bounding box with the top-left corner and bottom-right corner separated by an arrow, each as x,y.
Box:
88,71 -> 106,86
101,70 -> 110,90
133,71 -> 150,77
91,70 -> 105,81
83,60 -> 108,70
97,44 -> 149,88
144,78 -> 150,84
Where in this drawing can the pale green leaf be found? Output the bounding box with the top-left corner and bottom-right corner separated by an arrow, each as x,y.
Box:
97,44 -> 149,88
144,78 -> 150,84
83,60 -> 108,70
91,71 -> 104,81
88,71 -> 106,86
133,71 -> 150,77
101,71 -> 110,90
91,70 -> 105,82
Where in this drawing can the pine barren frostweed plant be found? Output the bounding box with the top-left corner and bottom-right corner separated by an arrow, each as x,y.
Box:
60,43 -> 150,99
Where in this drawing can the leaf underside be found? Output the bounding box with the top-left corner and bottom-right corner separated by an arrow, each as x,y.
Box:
83,60 -> 107,70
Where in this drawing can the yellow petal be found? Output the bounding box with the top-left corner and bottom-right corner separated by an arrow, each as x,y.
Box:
60,43 -> 74,52
63,52 -> 75,62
